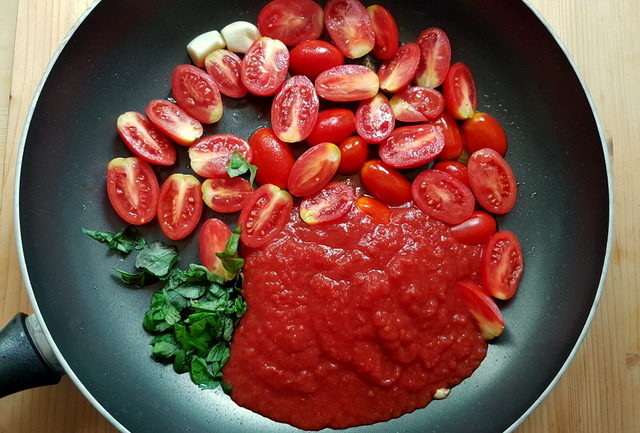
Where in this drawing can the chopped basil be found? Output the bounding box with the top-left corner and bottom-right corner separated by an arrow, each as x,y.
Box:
114,269 -> 159,288
82,226 -> 147,254
225,151 -> 257,186
135,241 -> 179,278
216,227 -> 245,274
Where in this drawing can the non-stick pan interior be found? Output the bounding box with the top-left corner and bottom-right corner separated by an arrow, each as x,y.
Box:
18,0 -> 610,432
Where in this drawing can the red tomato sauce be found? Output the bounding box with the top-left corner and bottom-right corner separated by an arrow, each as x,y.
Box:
224,206 -> 487,430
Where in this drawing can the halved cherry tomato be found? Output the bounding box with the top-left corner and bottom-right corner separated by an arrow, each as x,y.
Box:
467,148 -> 517,214
355,93 -> 395,144
241,37 -> 290,97
433,111 -> 464,160
145,100 -> 203,146
204,49 -> 247,98
288,142 -> 341,196
239,184 -> 293,247
450,210 -> 497,244
171,64 -> 223,124
461,112 -> 508,156
257,0 -> 324,46
306,108 -> 355,147
390,86 -> 444,122
116,112 -> 176,166
324,0 -> 375,59
106,157 -> 159,225
300,182 -> 356,225
480,230 -> 524,300
199,218 -> 234,280
355,196 -> 391,224
188,134 -> 253,179
433,160 -> 469,186
367,4 -> 399,60
415,27 -> 451,88
315,65 -> 379,102
379,124 -> 445,169
289,40 -> 345,81
157,173 -> 203,240
337,136 -> 368,174
458,280 -> 505,340
443,62 -> 477,120
248,128 -> 295,188
202,177 -> 253,213
378,42 -> 420,93
412,169 -> 475,224
359,159 -> 411,206
271,75 -> 319,143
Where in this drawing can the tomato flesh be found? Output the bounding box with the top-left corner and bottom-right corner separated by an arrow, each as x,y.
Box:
337,136 -> 368,175
411,169 -> 475,225
324,0 -> 375,59
202,177 -> 253,213
106,157 -> 159,225
300,182 -> 356,225
248,128 -> 296,188
389,86 -> 444,122
379,124 -> 445,169
271,75 -> 319,143
480,230 -> 524,300
433,111 -> 464,160
443,62 -> 477,120
171,64 -> 223,124
315,65 -> 379,102
116,112 -> 176,166
306,108 -> 355,147
145,100 -> 203,146
359,159 -> 411,206
378,42 -> 421,93
354,196 -> 391,224
241,37 -> 290,97
355,93 -> 395,144
467,148 -> 517,214
189,134 -> 253,179
415,27 -> 452,88
289,40 -> 345,81
450,210 -> 496,244
239,184 -> 293,247
199,218 -> 234,280
157,173 -> 203,240
433,160 -> 469,186
458,280 -> 505,340
367,4 -> 399,60
204,49 -> 247,98
288,142 -> 342,196
258,0 -> 324,46
461,112 -> 508,156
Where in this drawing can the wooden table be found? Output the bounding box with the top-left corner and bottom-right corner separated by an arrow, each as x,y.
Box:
0,1 -> 638,432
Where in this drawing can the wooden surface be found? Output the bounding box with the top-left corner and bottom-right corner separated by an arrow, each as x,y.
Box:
0,0 -> 638,432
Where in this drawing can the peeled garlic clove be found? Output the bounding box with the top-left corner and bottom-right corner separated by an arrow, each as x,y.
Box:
187,30 -> 225,67
220,21 -> 261,54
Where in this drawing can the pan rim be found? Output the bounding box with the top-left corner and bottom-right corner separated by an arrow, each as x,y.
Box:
11,1 -> 613,433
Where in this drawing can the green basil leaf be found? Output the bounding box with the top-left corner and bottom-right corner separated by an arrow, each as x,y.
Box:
221,380 -> 232,395
83,226 -> 147,254
190,356 -> 220,390
115,269 -> 158,288
135,242 -> 179,277
174,285 -> 206,299
206,342 -> 230,366
151,340 -> 180,361
225,151 -> 257,186
173,349 -> 190,374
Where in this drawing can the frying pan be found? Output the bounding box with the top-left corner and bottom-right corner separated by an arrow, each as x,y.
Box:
3,0 -> 612,432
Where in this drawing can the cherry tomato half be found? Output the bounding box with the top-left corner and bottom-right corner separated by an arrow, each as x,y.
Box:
271,75 -> 319,143
300,182 -> 356,225
202,177 -> 253,213
116,112 -> 176,166
467,148 -> 517,214
458,280 -> 505,340
443,62 -> 477,120
324,0 -> 375,59
306,108 -> 356,147
288,142 -> 342,196
378,42 -> 421,93
379,124 -> 444,169
450,210 -> 497,244
171,64 -> 223,124
415,27 -> 452,88
157,173 -> 203,240
258,0 -> 324,47
337,136 -> 369,175
461,112 -> 508,156
315,65 -> 379,102
367,4 -> 399,61
248,128 -> 295,188
145,100 -> 203,146
355,93 -> 395,144
390,86 -> 444,122
433,160 -> 469,186
106,157 -> 159,225
433,111 -> 464,160
239,184 -> 293,248
188,134 -> 253,179
199,218 -> 234,280
289,40 -> 345,81
204,49 -> 247,98
412,169 -> 475,225
360,159 -> 411,206
241,37 -> 290,97
355,196 -> 391,224
480,230 -> 524,300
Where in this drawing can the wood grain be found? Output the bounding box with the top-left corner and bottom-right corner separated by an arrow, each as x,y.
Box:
0,0 -> 638,432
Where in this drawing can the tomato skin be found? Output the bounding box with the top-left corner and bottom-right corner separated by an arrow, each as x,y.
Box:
367,4 -> 399,61
106,157 -> 159,225
467,148 -> 517,214
359,159 -> 412,206
248,128 -> 295,188
315,65 -> 380,102
433,111 -> 464,160
461,112 -> 508,156
116,112 -> 177,166
171,64 -> 223,124
480,230 -> 524,300
389,86 -> 445,122
355,196 -> 391,224
239,184 -> 293,248
188,134 -> 253,179
157,174 -> 203,240
199,218 -> 234,280
289,40 -> 345,81
415,27 -> 451,88
201,177 -> 253,213
411,169 -> 475,225
379,124 -> 445,169
443,62 -> 477,120
355,93 -> 395,144
257,0 -> 324,47
337,136 -> 368,175
271,75 -> 319,143
378,42 -> 421,93
305,108 -> 356,147
204,49 -> 247,98
241,37 -> 290,97
288,142 -> 342,196
433,160 -> 469,187
324,0 -> 375,59
300,182 -> 356,225
145,100 -> 203,146
458,280 -> 505,340
450,210 -> 497,244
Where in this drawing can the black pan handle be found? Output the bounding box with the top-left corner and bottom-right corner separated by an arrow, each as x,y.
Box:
0,313 -> 64,397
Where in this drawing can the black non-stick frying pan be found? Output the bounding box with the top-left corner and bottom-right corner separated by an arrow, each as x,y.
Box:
3,0 -> 612,432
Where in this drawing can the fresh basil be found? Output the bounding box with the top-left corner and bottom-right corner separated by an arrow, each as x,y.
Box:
114,269 -> 159,288
83,226 -> 147,254
135,241 -> 179,278
225,151 -> 257,186
216,227 -> 244,274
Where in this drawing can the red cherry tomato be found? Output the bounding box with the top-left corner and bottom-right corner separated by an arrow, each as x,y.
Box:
324,0 -> 375,59
239,184 -> 293,247
412,169 -> 475,225
257,0 -> 324,46
390,86 -> 445,122
458,280 -> 505,340
288,142 -> 342,196
378,42 -> 421,93
199,218 -> 234,279
355,196 -> 391,224
379,124 -> 445,169
241,37 -> 290,97
157,173 -> 203,240
289,40 -> 345,81
171,64 -> 223,124
300,182 -> 356,225
433,111 -> 464,160
271,75 -> 319,143
467,148 -> 517,214
480,230 -> 524,300
248,128 -> 296,188
188,134 -> 253,179
306,108 -> 356,147
204,49 -> 247,98
145,100 -> 203,146
450,210 -> 497,244
443,62 -> 477,120
367,4 -> 399,61
355,93 -> 395,144
202,177 -> 253,213
315,65 -> 379,102
106,157 -> 159,225
461,112 -> 508,156
116,112 -> 176,166
337,136 -> 369,175
433,160 -> 469,186
415,27 -> 452,88
359,159 -> 411,206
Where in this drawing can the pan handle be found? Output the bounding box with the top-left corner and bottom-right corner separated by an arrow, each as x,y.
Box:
0,313 -> 64,397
